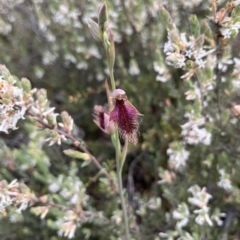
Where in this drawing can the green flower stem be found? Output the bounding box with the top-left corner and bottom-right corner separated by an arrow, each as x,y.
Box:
116,139 -> 130,240
105,40 -> 131,239
109,68 -> 116,92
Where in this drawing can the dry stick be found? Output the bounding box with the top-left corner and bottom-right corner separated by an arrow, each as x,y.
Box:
27,111 -> 117,191
32,196 -> 84,216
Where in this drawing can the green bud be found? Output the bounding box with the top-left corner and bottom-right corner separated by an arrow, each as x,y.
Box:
98,3 -> 108,32
201,20 -> 214,44
46,113 -> 57,126
159,6 -> 175,30
21,78 -> 32,93
38,89 -> 47,106
168,30 -> 185,49
8,76 -> 16,84
189,15 -> 200,39
108,29 -> 115,70
61,111 -> 72,127
2,91 -> 12,101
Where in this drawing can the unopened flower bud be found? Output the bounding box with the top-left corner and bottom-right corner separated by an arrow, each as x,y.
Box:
21,78 -> 32,93
98,3 -> 108,32
108,29 -> 115,70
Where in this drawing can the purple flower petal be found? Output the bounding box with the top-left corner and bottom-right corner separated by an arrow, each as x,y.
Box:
110,99 -> 140,144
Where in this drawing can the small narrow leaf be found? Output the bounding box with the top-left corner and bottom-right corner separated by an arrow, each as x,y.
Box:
159,6 -> 175,30
63,149 -> 91,161
88,19 -> 102,42
189,15 -> 201,39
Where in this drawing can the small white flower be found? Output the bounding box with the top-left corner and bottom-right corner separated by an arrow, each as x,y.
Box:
163,41 -> 174,54
176,56 -> 186,68
173,203 -> 190,229
194,206 -> 213,226
147,197 -> 161,210
184,49 -> 193,58
167,142 -> 190,170
217,169 -> 233,191
188,185 -> 212,208
129,59 -> 140,75
212,211 -> 226,226
111,209 -> 122,225
16,198 -> 29,213
196,58 -> 206,69
185,84 -> 201,100
42,51 -> 57,65
221,28 -> 231,39
181,114 -> 212,146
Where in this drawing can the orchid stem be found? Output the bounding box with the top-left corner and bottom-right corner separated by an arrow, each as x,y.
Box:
101,14 -> 130,237
117,140 -> 130,240
109,68 -> 116,91
107,46 -> 131,240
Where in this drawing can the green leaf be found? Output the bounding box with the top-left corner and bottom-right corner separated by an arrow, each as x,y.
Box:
63,149 -> 91,161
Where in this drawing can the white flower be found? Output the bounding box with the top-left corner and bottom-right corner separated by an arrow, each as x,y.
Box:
147,197 -> 161,210
57,219 -> 77,239
181,114 -> 212,146
177,232 -> 194,240
196,58 -> 206,69
64,54 -> 77,64
185,84 -> 201,100
167,148 -> 189,169
184,49 -> 193,58
217,169 -> 233,191
159,230 -> 178,240
194,206 -> 213,226
0,192 -> 13,212
220,28 -> 231,39
212,211 -> 226,226
88,46 -> 101,59
0,79 -> 31,133
16,198 -> 29,213
188,185 -> 212,208
42,51 -> 57,65
176,55 -> 186,68
173,203 -> 190,228
129,59 -> 140,75
163,41 -> 174,54
111,209 -> 122,225
76,61 -> 88,70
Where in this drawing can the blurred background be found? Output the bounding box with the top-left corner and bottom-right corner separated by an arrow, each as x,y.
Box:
0,0 -> 240,239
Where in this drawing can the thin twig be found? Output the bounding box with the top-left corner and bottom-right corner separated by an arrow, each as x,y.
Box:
27,111 -> 117,191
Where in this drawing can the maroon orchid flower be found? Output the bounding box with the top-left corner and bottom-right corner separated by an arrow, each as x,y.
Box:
110,89 -> 142,144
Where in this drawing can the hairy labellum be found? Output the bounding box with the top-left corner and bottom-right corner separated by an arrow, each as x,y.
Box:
110,89 -> 141,144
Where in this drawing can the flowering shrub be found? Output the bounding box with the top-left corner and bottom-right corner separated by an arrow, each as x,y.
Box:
1,0 -> 240,240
